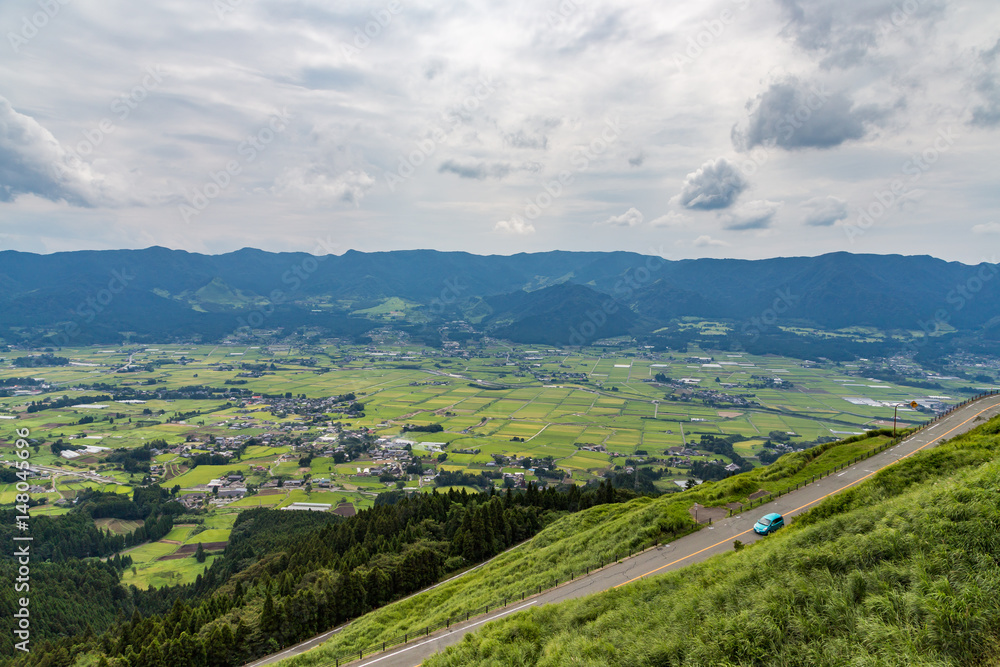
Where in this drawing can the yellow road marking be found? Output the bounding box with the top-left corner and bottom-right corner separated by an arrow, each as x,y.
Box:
615,399 -> 1000,588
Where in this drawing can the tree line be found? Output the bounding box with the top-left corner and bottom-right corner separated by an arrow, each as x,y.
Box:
13,481 -> 642,667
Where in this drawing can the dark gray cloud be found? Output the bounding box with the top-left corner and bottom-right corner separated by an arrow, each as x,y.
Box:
438,160 -> 513,180
722,200 -> 782,230
676,158 -> 747,210
0,96 -> 114,207
971,39 -> 1000,127
502,117 -> 561,150
504,130 -> 547,150
0,0 -> 994,261
777,0 -> 946,69
801,195 -> 848,226
732,77 -> 889,151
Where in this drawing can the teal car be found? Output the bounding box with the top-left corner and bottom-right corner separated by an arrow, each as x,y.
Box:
753,512 -> 784,535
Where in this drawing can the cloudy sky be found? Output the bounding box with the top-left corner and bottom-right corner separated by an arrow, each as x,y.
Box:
1,0 -> 998,262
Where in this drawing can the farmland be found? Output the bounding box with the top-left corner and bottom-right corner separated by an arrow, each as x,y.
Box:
0,337 -> 992,566
1,341 -> 988,496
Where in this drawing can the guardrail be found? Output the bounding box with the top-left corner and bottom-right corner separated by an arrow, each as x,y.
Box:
317,390 -> 999,666
731,390 -> 1000,514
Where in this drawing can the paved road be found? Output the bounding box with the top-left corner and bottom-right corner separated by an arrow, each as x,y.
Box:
260,395 -> 1000,667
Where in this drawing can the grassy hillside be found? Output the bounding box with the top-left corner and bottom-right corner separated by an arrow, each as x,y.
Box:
424,416 -> 1000,666
275,433 -> 894,664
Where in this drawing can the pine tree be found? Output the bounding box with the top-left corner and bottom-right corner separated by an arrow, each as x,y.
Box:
261,591 -> 276,633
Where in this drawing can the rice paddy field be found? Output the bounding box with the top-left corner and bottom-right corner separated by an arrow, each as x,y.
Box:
0,339 -> 991,507
0,337 -> 992,590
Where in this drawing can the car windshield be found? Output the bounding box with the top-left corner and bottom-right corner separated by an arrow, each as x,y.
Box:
758,518 -> 771,526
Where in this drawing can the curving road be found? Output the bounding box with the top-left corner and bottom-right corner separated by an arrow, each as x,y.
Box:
257,395 -> 1000,667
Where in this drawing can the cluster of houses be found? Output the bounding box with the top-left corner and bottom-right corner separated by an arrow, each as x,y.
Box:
502,470 -> 527,487
207,472 -> 247,498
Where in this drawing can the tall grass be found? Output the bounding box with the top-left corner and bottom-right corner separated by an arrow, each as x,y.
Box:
424,418 -> 1000,666
276,435 -> 894,664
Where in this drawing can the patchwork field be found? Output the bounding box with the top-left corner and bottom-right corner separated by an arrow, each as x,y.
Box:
1,340 -> 984,521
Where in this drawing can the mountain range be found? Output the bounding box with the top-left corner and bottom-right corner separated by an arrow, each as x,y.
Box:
1,248 -> 998,355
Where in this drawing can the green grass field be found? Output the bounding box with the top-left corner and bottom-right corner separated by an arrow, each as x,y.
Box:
271,430 -> 905,665
161,525 -> 196,542
121,554 -> 221,589
0,339 -> 969,596
422,417 -> 1000,666
183,528 -> 231,544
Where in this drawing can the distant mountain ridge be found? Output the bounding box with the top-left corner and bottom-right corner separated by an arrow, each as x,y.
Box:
0,247 -> 997,350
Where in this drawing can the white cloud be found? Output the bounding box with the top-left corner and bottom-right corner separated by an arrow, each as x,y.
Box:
721,200 -> 783,231
0,0 -> 995,262
676,158 -> 747,211
600,207 -> 644,227
273,167 -> 375,207
649,211 -> 690,227
972,222 -> 1000,234
494,218 -> 536,235
693,235 -> 730,247
0,96 -> 132,207
801,195 -> 848,226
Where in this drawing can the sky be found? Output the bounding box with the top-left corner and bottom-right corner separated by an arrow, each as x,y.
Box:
0,0 -> 998,263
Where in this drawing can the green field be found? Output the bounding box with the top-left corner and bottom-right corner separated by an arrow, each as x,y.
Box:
423,418 -> 1000,666
121,553 -> 220,589
270,431 -> 902,664
161,525 -> 196,542
0,339 -> 978,592
183,528 -> 231,544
